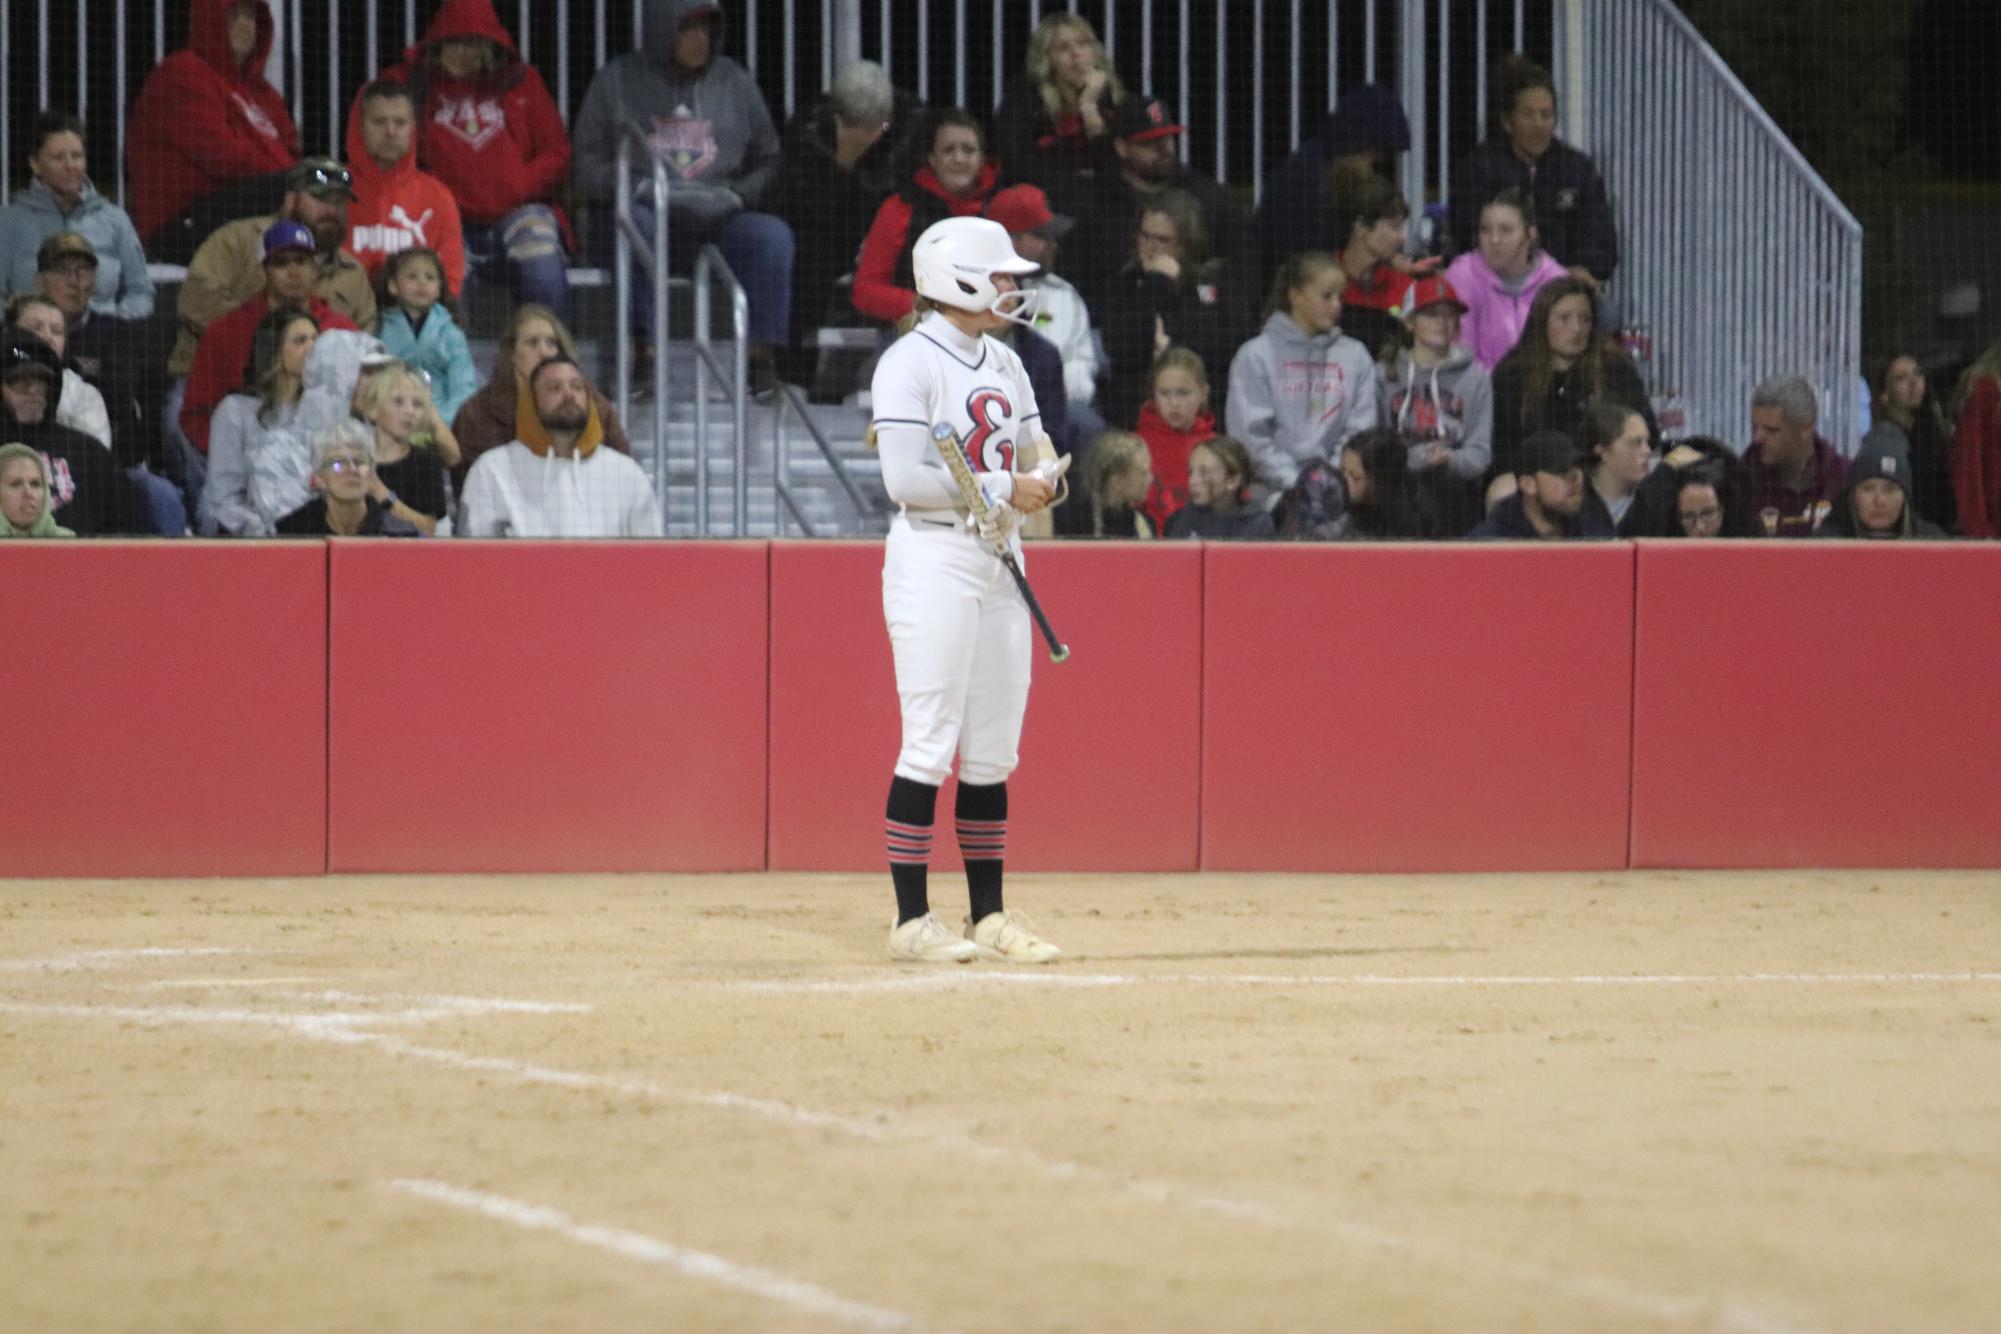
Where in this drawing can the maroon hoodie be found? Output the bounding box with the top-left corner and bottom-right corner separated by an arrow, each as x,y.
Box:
128,0 -> 301,243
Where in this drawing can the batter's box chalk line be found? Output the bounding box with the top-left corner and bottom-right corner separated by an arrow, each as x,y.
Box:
715,969 -> 2001,995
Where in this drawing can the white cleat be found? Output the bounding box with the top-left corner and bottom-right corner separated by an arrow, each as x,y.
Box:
965,910 -> 1063,964
888,912 -> 980,963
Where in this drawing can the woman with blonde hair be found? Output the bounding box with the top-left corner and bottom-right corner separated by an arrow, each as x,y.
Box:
204,308 -> 318,535
992,13 -> 1126,197
0,442 -> 75,538
357,365 -> 456,535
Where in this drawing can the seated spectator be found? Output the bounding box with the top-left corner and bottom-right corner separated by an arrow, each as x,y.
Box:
9,295 -> 111,449
992,13 -> 1126,202
1227,250 -> 1377,502
1869,353 -> 1954,530
343,80 -> 467,296
1098,190 -> 1246,424
276,420 -> 414,537
1377,275 -> 1491,536
1666,436 -> 1754,538
1442,189 -> 1568,371
452,304 -> 630,488
0,112 -> 155,318
356,364 -> 456,535
775,59 -> 928,336
987,184 -> 1101,437
1743,374 -> 1846,537
1817,427 -> 1945,539
0,441 -> 75,538
1134,346 -> 1216,534
1339,427 -> 1434,539
1,328 -> 143,535
205,309 -> 316,535
376,248 -> 477,425
851,110 -> 1004,326
1950,335 -> 2001,537
1330,166 -> 1416,360
1164,435 -> 1275,539
462,356 -> 663,537
1078,430 -> 1155,538
574,0 -> 793,391
1489,277 -> 1655,484
1466,428 -> 1588,540
1064,96 -> 1258,317
129,0 -> 301,263
253,329 -> 386,528
363,0 -> 573,319
180,222 -> 361,456
1575,400 -> 1711,538
1449,56 -> 1618,293
1257,84 -> 1411,288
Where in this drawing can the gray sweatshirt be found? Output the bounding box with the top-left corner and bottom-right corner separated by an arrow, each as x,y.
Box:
1226,312 -> 1379,493
571,0 -> 781,217
1376,345 -> 1494,481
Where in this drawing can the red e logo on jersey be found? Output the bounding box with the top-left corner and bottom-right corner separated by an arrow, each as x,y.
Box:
963,389 -> 1015,472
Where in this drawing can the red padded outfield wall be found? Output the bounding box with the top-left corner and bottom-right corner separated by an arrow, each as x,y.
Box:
0,543 -> 328,877
1630,542 -> 2001,867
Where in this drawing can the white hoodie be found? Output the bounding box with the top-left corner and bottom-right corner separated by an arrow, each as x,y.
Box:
461,440 -> 663,538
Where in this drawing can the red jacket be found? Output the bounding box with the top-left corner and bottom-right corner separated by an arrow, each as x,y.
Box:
851,162 -> 1003,324
360,0 -> 572,235
1954,373 -> 2001,538
1135,400 -> 1217,534
180,293 -> 357,452
128,0 -> 301,243
343,114 -> 468,295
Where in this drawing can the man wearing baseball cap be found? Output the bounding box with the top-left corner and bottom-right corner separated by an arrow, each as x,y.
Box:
1064,94 -> 1256,314
984,184 -> 1103,436
1466,428 -> 1588,539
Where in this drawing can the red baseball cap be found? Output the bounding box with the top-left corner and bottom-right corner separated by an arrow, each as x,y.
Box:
1108,96 -> 1185,142
984,184 -> 1074,239
1394,275 -> 1468,318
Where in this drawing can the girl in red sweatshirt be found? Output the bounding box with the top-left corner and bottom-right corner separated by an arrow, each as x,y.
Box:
1134,345 -> 1216,533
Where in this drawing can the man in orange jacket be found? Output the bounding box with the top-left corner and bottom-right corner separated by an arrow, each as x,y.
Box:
345,80 -> 468,296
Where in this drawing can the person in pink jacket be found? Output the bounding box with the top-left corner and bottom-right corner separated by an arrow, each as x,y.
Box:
1442,188 -> 1567,372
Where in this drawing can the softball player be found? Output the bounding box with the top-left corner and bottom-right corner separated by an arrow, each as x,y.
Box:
873,216 -> 1068,964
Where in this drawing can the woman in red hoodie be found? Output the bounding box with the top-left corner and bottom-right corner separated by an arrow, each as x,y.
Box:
128,0 -> 301,264
361,0 -> 574,319
1134,345 -> 1217,533
850,109 -> 1003,326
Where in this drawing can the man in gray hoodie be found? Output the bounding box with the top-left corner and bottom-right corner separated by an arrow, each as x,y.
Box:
573,0 -> 794,384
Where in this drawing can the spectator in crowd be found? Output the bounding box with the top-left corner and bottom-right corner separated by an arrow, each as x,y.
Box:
9,295 -> 111,449
1079,431 -> 1155,538
992,13 -> 1127,202
253,328 -> 386,528
1950,335 -> 2001,537
1164,435 -> 1275,539
1097,191 -> 1246,425
180,221 -> 361,457
0,441 -> 74,538
1228,250 -> 1378,503
275,420 -> 413,537
1817,427 -> 1946,540
1442,189 -> 1567,371
1574,399 -> 1713,538
1257,84 -> 1412,286
205,308 -> 316,536
1330,166 -> 1416,359
376,248 -> 477,426
1466,428 -> 1588,540
0,111 -> 154,318
985,184 -> 1101,436
462,355 -> 663,538
452,304 -> 630,488
1064,96 -> 1258,316
363,0 -> 574,318
1377,276 -> 1491,536
851,110 -> 1004,325
574,0 -> 793,392
1134,346 -> 1215,534
775,59 -> 928,337
1449,56 -> 1617,295
1743,374 -> 1847,537
1489,277 -> 1655,484
1664,436 -> 1753,538
356,364 -> 456,535
1339,427 -> 1434,539
1,328 -> 143,535
342,80 -> 467,296
1868,353 -> 1954,530
128,0 -> 301,263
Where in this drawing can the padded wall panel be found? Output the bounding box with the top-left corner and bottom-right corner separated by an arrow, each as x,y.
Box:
327,542 -> 767,872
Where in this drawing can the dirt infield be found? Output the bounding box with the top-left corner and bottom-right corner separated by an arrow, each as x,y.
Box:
3,870 -> 1997,1333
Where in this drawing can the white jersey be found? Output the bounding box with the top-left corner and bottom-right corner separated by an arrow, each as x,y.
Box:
871,311 -> 1043,516
461,440 -> 664,538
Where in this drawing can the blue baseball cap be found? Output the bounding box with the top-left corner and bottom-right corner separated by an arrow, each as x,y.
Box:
261,219 -> 316,261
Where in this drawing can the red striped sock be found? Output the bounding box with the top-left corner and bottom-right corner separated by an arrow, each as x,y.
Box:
955,817 -> 1007,861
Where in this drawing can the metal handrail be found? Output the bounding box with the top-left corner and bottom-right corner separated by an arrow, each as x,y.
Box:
691,245 -> 749,537
771,382 -> 879,536
612,122 -> 670,526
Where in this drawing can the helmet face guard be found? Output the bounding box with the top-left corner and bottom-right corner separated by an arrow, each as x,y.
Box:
913,217 -> 1041,325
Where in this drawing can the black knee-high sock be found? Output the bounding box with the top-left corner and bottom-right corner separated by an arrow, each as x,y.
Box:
886,776 -> 939,925
956,781 -> 1008,924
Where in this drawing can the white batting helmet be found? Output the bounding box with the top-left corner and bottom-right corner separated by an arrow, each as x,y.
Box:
911,216 -> 1040,325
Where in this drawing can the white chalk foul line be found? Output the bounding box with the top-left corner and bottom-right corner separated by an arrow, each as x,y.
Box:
387,1179 -> 942,1334
0,946 -> 245,973
719,969 -> 2001,995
